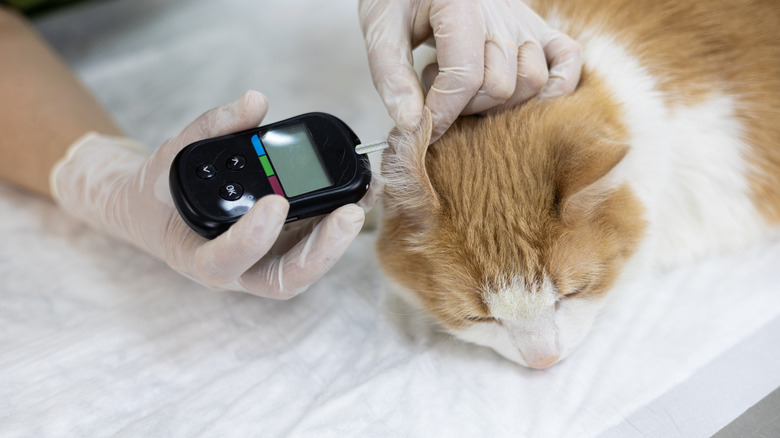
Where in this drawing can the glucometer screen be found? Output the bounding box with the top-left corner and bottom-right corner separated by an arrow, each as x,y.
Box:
259,124 -> 333,198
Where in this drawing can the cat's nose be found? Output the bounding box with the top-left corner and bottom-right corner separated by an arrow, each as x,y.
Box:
525,354 -> 560,369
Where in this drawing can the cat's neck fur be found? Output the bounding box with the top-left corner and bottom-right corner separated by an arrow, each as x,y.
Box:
539,6 -> 780,269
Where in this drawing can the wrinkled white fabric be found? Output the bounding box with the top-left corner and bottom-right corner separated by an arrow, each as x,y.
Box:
359,0 -> 582,141
0,1 -> 777,437
51,91 -> 372,299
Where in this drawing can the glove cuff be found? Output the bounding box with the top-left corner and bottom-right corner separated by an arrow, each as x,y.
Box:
49,132 -> 150,243
50,132 -> 147,203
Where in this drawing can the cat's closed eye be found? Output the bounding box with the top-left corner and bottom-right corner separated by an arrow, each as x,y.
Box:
564,282 -> 590,298
466,316 -> 498,324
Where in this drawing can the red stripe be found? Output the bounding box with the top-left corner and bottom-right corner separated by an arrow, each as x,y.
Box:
268,175 -> 286,197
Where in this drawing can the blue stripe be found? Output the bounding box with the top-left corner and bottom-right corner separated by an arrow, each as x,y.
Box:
251,134 -> 265,156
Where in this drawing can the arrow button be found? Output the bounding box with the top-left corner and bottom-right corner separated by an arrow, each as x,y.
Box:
196,163 -> 216,179
226,154 -> 246,171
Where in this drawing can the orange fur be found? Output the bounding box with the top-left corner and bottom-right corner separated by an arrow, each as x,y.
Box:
527,0 -> 780,221
377,0 -> 780,362
378,71 -> 646,329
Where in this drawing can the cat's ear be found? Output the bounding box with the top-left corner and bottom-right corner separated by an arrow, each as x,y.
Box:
555,135 -> 628,216
380,108 -> 441,221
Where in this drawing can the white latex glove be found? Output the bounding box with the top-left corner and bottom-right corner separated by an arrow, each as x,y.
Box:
51,91 -> 375,299
359,0 -> 582,142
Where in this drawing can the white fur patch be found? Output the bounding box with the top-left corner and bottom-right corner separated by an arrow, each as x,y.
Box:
545,13 -> 776,268
455,318 -> 528,365
483,276 -> 557,321
454,275 -> 605,367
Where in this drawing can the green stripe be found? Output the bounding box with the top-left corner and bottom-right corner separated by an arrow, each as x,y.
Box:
259,155 -> 274,176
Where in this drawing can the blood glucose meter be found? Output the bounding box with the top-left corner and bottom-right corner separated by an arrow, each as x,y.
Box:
170,112 -> 374,239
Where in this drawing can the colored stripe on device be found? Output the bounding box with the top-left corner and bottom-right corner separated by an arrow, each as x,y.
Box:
268,176 -> 285,197
251,134 -> 286,197
259,155 -> 274,176
251,134 -> 265,156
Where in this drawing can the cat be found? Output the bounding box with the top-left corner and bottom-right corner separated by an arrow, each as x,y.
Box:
376,0 -> 780,369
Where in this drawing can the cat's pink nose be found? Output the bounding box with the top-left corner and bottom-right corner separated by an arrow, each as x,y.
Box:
525,354 -> 560,369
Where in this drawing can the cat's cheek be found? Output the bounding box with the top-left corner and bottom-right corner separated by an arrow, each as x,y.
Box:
556,296 -> 605,359
451,323 -> 529,367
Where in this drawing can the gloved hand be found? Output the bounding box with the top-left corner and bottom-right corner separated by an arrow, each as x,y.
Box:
359,0 -> 582,142
51,91 -> 373,299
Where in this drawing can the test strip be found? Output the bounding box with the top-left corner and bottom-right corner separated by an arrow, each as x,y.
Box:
355,140 -> 388,155
268,175 -> 285,197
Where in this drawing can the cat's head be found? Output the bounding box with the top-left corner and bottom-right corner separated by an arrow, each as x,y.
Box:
377,94 -> 646,369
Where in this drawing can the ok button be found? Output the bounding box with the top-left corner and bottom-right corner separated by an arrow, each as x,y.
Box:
220,183 -> 243,201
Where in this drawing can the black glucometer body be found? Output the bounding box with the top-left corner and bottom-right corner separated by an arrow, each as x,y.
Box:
170,112 -> 371,239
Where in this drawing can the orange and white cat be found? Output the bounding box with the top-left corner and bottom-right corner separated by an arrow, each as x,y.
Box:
377,0 -> 780,369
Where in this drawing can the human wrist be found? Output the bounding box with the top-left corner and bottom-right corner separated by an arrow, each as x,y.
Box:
50,132 -> 149,236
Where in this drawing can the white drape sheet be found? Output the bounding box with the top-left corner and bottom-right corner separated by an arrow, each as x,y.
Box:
1,0 -> 778,436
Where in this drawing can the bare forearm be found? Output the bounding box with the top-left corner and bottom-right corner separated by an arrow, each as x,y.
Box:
0,7 -> 121,198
